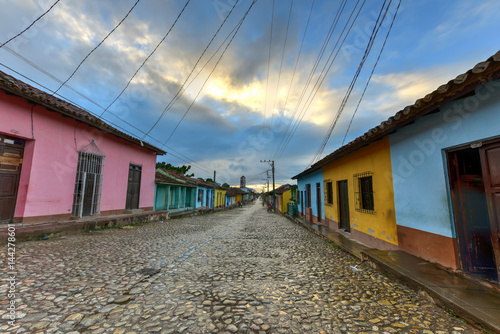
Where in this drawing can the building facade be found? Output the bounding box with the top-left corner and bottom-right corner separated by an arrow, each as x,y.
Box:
0,70 -> 164,224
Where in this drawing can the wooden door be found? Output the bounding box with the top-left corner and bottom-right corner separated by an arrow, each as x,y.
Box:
82,173 -> 96,216
126,164 -> 141,210
480,142 -> 500,280
316,183 -> 322,224
0,137 -> 23,222
448,148 -> 496,280
338,180 -> 350,232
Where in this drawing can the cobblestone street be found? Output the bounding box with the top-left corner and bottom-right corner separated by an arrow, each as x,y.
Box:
1,202 -> 479,333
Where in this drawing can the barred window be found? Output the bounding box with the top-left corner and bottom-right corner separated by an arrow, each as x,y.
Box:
72,141 -> 105,217
325,181 -> 333,205
354,172 -> 375,214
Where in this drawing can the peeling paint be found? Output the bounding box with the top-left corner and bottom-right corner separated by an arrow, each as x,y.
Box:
387,235 -> 392,241
367,228 -> 375,235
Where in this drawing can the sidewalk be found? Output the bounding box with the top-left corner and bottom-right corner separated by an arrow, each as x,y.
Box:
291,216 -> 500,334
0,210 -> 169,244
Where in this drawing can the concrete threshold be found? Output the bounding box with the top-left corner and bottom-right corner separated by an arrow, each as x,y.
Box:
290,215 -> 500,333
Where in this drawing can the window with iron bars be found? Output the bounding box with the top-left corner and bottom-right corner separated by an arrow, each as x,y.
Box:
72,150 -> 105,217
324,180 -> 333,205
354,172 -> 375,214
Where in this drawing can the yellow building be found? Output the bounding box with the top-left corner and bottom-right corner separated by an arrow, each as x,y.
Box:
214,187 -> 226,208
274,184 -> 292,213
322,136 -> 398,250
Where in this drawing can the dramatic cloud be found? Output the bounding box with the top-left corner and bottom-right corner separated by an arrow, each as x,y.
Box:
0,0 -> 499,187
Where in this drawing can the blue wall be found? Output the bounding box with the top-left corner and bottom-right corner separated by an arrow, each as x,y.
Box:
196,187 -> 213,208
297,168 -> 325,220
389,80 -> 500,237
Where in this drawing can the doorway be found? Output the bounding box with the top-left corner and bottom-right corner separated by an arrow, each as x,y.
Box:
338,180 -> 350,232
126,164 -> 142,210
316,183 -> 322,224
448,144 -> 498,281
0,135 -> 24,222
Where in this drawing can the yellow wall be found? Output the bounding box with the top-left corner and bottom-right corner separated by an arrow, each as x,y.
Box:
215,189 -> 226,207
322,137 -> 398,245
280,190 -> 292,213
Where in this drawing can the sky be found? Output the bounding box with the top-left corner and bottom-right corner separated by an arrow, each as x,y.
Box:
0,0 -> 499,191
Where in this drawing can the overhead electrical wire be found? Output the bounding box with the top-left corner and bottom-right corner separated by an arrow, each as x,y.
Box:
0,0 -> 61,49
274,0 -> 360,161
263,0 -> 275,160
161,0 -> 258,146
275,0 -> 358,162
100,0 -> 192,117
309,0 -> 391,166
293,0 -> 369,163
141,0 -> 240,140
3,46 -> 107,111
0,61 -> 216,178
341,0 -> 401,146
270,0 -> 315,160
269,0 -> 294,134
52,0 -> 141,95
273,0 -> 350,161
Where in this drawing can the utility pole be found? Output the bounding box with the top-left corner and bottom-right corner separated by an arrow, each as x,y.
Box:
261,178 -> 269,192
260,160 -> 275,212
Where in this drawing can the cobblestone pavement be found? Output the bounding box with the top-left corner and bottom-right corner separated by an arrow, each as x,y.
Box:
0,201 -> 480,333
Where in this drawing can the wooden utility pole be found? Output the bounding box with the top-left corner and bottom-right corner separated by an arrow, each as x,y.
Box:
260,160 -> 275,211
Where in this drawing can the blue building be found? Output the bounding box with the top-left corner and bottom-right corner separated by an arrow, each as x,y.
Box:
293,168 -> 325,224
154,170 -> 196,213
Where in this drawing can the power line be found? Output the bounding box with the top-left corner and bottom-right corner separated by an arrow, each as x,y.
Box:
0,62 -> 215,178
161,0 -> 258,146
138,8 -> 243,142
271,0 -> 315,159
275,0 -> 361,161
52,0 -> 141,95
1,44 -> 222,178
0,0 -> 61,48
273,0 -> 350,161
276,0 -> 356,161
309,0 -> 390,166
3,46 -> 107,111
341,0 -> 401,145
269,0 -> 294,137
141,0 -> 240,140
100,0 -> 192,117
263,0 -> 275,160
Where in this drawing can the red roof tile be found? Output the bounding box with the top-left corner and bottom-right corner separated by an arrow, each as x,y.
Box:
0,70 -> 166,155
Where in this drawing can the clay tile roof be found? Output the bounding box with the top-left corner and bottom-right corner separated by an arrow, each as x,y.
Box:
272,184 -> 291,194
0,70 -> 166,155
155,172 -> 189,186
226,187 -> 246,196
292,50 -> 500,180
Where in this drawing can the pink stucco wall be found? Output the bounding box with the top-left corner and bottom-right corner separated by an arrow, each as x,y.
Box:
0,90 -> 158,220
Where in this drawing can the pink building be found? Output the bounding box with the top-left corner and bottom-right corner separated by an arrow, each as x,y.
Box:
0,70 -> 165,224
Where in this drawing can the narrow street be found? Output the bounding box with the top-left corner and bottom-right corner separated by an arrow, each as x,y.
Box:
1,202 -> 478,334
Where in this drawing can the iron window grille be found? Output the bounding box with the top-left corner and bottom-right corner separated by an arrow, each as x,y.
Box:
324,180 -> 333,205
354,171 -> 375,214
72,140 -> 105,218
